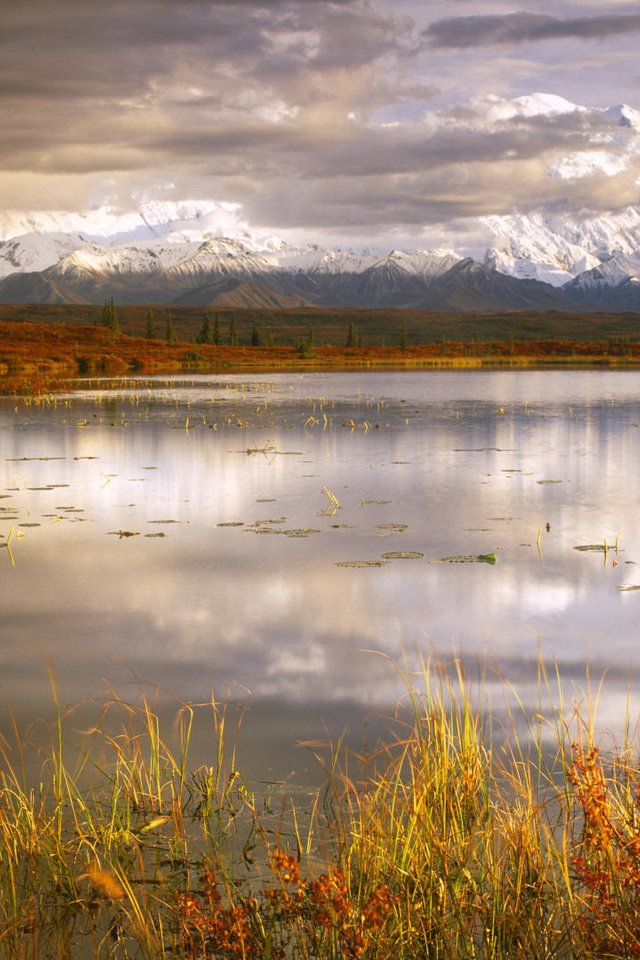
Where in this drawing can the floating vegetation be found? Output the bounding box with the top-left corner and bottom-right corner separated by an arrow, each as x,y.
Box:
284,528 -> 322,538
245,440 -> 278,456
144,532 -> 166,538
216,521 -> 245,527
6,456 -> 66,462
537,479 -> 563,484
574,544 -> 608,553
27,483 -> 70,491
617,584 -> 640,592
361,498 -> 392,505
380,551 -> 424,560
247,519 -> 287,528
432,552 -> 497,565
335,559 -> 387,568
376,522 -> 408,534
148,519 -> 182,524
108,530 -> 140,538
255,498 -> 277,503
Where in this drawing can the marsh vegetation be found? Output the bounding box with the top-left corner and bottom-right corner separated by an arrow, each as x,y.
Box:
3,665 -> 640,959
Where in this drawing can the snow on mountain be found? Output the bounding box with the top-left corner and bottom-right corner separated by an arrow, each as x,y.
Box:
0,200 -> 272,248
481,214 -> 602,286
479,208 -> 640,286
49,242 -> 200,280
510,93 -> 586,118
565,253 -> 640,293
0,231 -> 88,279
473,92 -> 585,126
164,238 -> 277,284
604,104 -> 640,130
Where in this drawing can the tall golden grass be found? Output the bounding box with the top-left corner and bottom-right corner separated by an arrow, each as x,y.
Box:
1,662 -> 640,958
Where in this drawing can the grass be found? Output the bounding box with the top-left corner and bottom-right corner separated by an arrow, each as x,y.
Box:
2,663 -> 640,957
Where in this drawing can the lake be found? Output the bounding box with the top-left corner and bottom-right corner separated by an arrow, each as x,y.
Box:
2,368 -> 640,784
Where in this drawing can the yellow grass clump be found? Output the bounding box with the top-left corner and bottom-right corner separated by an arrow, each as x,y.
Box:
1,662 -> 640,958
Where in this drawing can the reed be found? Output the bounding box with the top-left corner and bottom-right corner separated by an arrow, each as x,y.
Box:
1,662 -> 640,957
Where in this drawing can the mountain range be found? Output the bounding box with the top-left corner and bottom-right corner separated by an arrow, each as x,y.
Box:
1,93 -> 640,312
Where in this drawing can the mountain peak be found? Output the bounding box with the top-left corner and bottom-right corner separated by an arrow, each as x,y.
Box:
511,93 -> 584,118
604,103 -> 640,130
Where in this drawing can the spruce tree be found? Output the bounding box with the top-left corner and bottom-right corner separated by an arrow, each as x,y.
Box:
346,319 -> 358,348
251,324 -> 262,347
229,316 -> 237,347
213,314 -> 221,346
196,314 -> 212,345
145,309 -> 157,340
166,312 -> 177,344
102,297 -> 120,340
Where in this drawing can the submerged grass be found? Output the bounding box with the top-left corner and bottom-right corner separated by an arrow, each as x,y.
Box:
1,663 -> 640,958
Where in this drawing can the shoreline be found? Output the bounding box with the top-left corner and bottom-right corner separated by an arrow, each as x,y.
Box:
3,318 -> 640,393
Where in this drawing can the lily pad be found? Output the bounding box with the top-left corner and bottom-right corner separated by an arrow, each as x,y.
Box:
574,544 -> 608,553
380,551 -> 424,560
335,560 -> 387,568
432,553 -> 497,565
376,523 -> 408,534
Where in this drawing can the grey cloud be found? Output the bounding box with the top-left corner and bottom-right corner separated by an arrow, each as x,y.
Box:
2,0 -> 639,234
425,11 -> 640,49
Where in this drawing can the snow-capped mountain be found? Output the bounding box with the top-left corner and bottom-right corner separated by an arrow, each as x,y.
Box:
1,93 -> 640,310
0,232 -> 89,279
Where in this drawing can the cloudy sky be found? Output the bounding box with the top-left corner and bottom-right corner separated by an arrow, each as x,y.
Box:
2,0 -> 640,246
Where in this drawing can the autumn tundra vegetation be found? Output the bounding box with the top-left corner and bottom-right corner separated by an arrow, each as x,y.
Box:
1,302 -> 640,392
2,662 -> 640,958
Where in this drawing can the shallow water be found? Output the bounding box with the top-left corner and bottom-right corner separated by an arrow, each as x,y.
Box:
2,369 -> 640,782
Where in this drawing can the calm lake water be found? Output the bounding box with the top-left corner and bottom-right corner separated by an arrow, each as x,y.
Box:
2,369 -> 640,782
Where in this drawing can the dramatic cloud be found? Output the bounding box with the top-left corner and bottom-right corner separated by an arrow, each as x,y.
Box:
425,11 -> 640,49
1,0 -> 640,242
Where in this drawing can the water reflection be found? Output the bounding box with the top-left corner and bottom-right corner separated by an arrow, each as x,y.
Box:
2,370 -> 640,781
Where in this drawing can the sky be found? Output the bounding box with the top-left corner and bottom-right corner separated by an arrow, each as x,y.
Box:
2,0 -> 640,247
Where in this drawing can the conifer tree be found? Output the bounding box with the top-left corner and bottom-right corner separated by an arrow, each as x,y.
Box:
196,313 -> 212,345
166,311 -> 177,344
145,309 -> 157,340
251,324 -> 262,347
213,314 -> 221,346
346,319 -> 359,348
102,297 -> 120,339
229,316 -> 237,346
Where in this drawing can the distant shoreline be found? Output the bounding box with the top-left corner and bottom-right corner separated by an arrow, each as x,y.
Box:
2,316 -> 640,394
